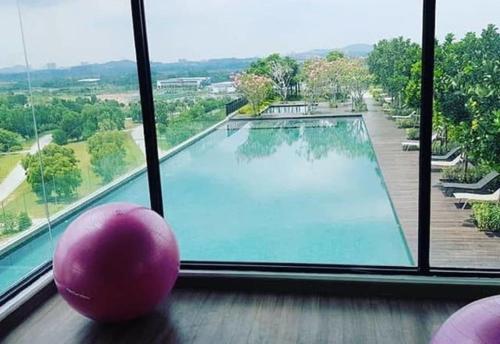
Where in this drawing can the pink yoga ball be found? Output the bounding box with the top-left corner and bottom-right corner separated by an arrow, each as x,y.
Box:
431,295 -> 500,344
53,203 -> 180,322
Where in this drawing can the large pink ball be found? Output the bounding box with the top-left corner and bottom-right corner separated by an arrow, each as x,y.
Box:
431,295 -> 500,344
53,203 -> 180,322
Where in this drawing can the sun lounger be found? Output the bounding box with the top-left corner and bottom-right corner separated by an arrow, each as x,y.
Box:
432,147 -> 461,161
401,133 -> 438,151
441,171 -> 499,196
431,154 -> 462,170
392,111 -> 417,120
453,188 -> 500,209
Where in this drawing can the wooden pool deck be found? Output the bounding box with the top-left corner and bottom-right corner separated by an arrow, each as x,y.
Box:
361,97 -> 500,268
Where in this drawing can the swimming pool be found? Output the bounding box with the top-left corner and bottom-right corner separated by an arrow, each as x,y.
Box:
0,117 -> 413,295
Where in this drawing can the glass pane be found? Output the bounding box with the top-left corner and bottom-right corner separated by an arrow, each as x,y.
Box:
0,0 -> 52,295
145,0 -> 422,266
0,0 -> 148,297
430,0 -> 500,268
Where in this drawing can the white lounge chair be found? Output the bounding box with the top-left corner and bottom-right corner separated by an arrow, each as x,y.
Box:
401,133 -> 438,151
431,154 -> 462,170
453,188 -> 500,209
392,111 -> 417,120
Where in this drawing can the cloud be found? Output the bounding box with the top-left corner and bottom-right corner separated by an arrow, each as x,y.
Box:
0,0 -> 498,68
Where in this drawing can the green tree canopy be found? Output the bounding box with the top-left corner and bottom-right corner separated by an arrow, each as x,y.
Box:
326,50 -> 346,62
0,128 -> 23,152
247,53 -> 299,100
22,144 -> 82,199
367,37 -> 421,107
87,130 -> 127,183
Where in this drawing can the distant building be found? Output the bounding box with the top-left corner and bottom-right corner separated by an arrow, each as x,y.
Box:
77,78 -> 100,83
209,81 -> 236,94
156,77 -> 210,92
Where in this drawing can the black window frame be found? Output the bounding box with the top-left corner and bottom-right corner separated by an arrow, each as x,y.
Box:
1,0 -> 499,307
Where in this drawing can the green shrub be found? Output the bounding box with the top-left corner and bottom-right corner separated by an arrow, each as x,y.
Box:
472,203 -> 500,232
0,212 -> 18,234
17,211 -> 32,231
441,165 -> 490,183
238,100 -> 272,116
52,129 -> 69,145
1,211 -> 32,234
0,128 -> 23,152
396,118 -> 418,128
406,128 -> 419,140
370,87 -> 383,102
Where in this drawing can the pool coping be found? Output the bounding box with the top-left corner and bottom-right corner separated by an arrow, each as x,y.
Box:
360,115 -> 416,266
232,113 -> 361,121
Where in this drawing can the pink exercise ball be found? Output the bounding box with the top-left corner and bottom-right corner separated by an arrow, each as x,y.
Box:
431,295 -> 500,343
53,202 -> 180,322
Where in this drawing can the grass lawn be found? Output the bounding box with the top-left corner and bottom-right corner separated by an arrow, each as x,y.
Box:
2,132 -> 145,221
0,153 -> 23,182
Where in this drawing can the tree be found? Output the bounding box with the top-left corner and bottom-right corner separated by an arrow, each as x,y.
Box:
22,144 -> 82,199
0,128 -> 23,152
17,212 -> 32,231
52,129 -> 69,145
326,50 -> 345,62
403,60 -> 422,111
129,102 -> 142,122
301,59 -> 331,113
325,57 -> 349,106
367,37 -> 421,108
81,101 -> 126,139
247,54 -> 299,101
87,131 -> 126,183
342,59 -> 372,111
434,25 -> 500,173
0,212 -> 17,234
268,59 -> 295,101
234,73 -> 272,115
60,110 -> 84,141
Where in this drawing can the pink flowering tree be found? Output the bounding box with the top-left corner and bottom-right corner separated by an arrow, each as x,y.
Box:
234,73 -> 272,116
341,59 -> 372,111
301,59 -> 331,114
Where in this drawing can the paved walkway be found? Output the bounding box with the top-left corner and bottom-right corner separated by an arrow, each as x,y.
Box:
130,125 -> 146,156
0,134 -> 52,203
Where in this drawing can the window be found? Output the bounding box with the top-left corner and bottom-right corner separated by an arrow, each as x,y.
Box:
0,0 -> 499,303
0,0 -> 147,298
430,0 -> 500,269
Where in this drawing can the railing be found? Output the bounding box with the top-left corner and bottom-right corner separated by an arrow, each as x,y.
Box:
263,104 -> 308,114
225,98 -> 248,116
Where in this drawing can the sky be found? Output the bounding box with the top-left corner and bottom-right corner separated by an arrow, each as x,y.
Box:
0,0 -> 498,69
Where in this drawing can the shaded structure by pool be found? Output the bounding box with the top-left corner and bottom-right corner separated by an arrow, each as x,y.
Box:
0,117 -> 413,295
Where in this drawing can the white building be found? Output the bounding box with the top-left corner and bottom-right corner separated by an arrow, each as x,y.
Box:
209,81 -> 236,94
156,77 -> 210,92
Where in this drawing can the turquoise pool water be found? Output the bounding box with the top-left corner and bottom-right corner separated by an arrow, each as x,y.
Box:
0,117 -> 413,295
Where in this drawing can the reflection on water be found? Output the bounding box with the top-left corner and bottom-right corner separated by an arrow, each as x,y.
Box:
236,118 -> 375,162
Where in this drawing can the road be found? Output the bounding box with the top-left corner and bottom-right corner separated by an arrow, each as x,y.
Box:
0,134 -> 53,203
130,125 -> 166,156
130,125 -> 146,156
